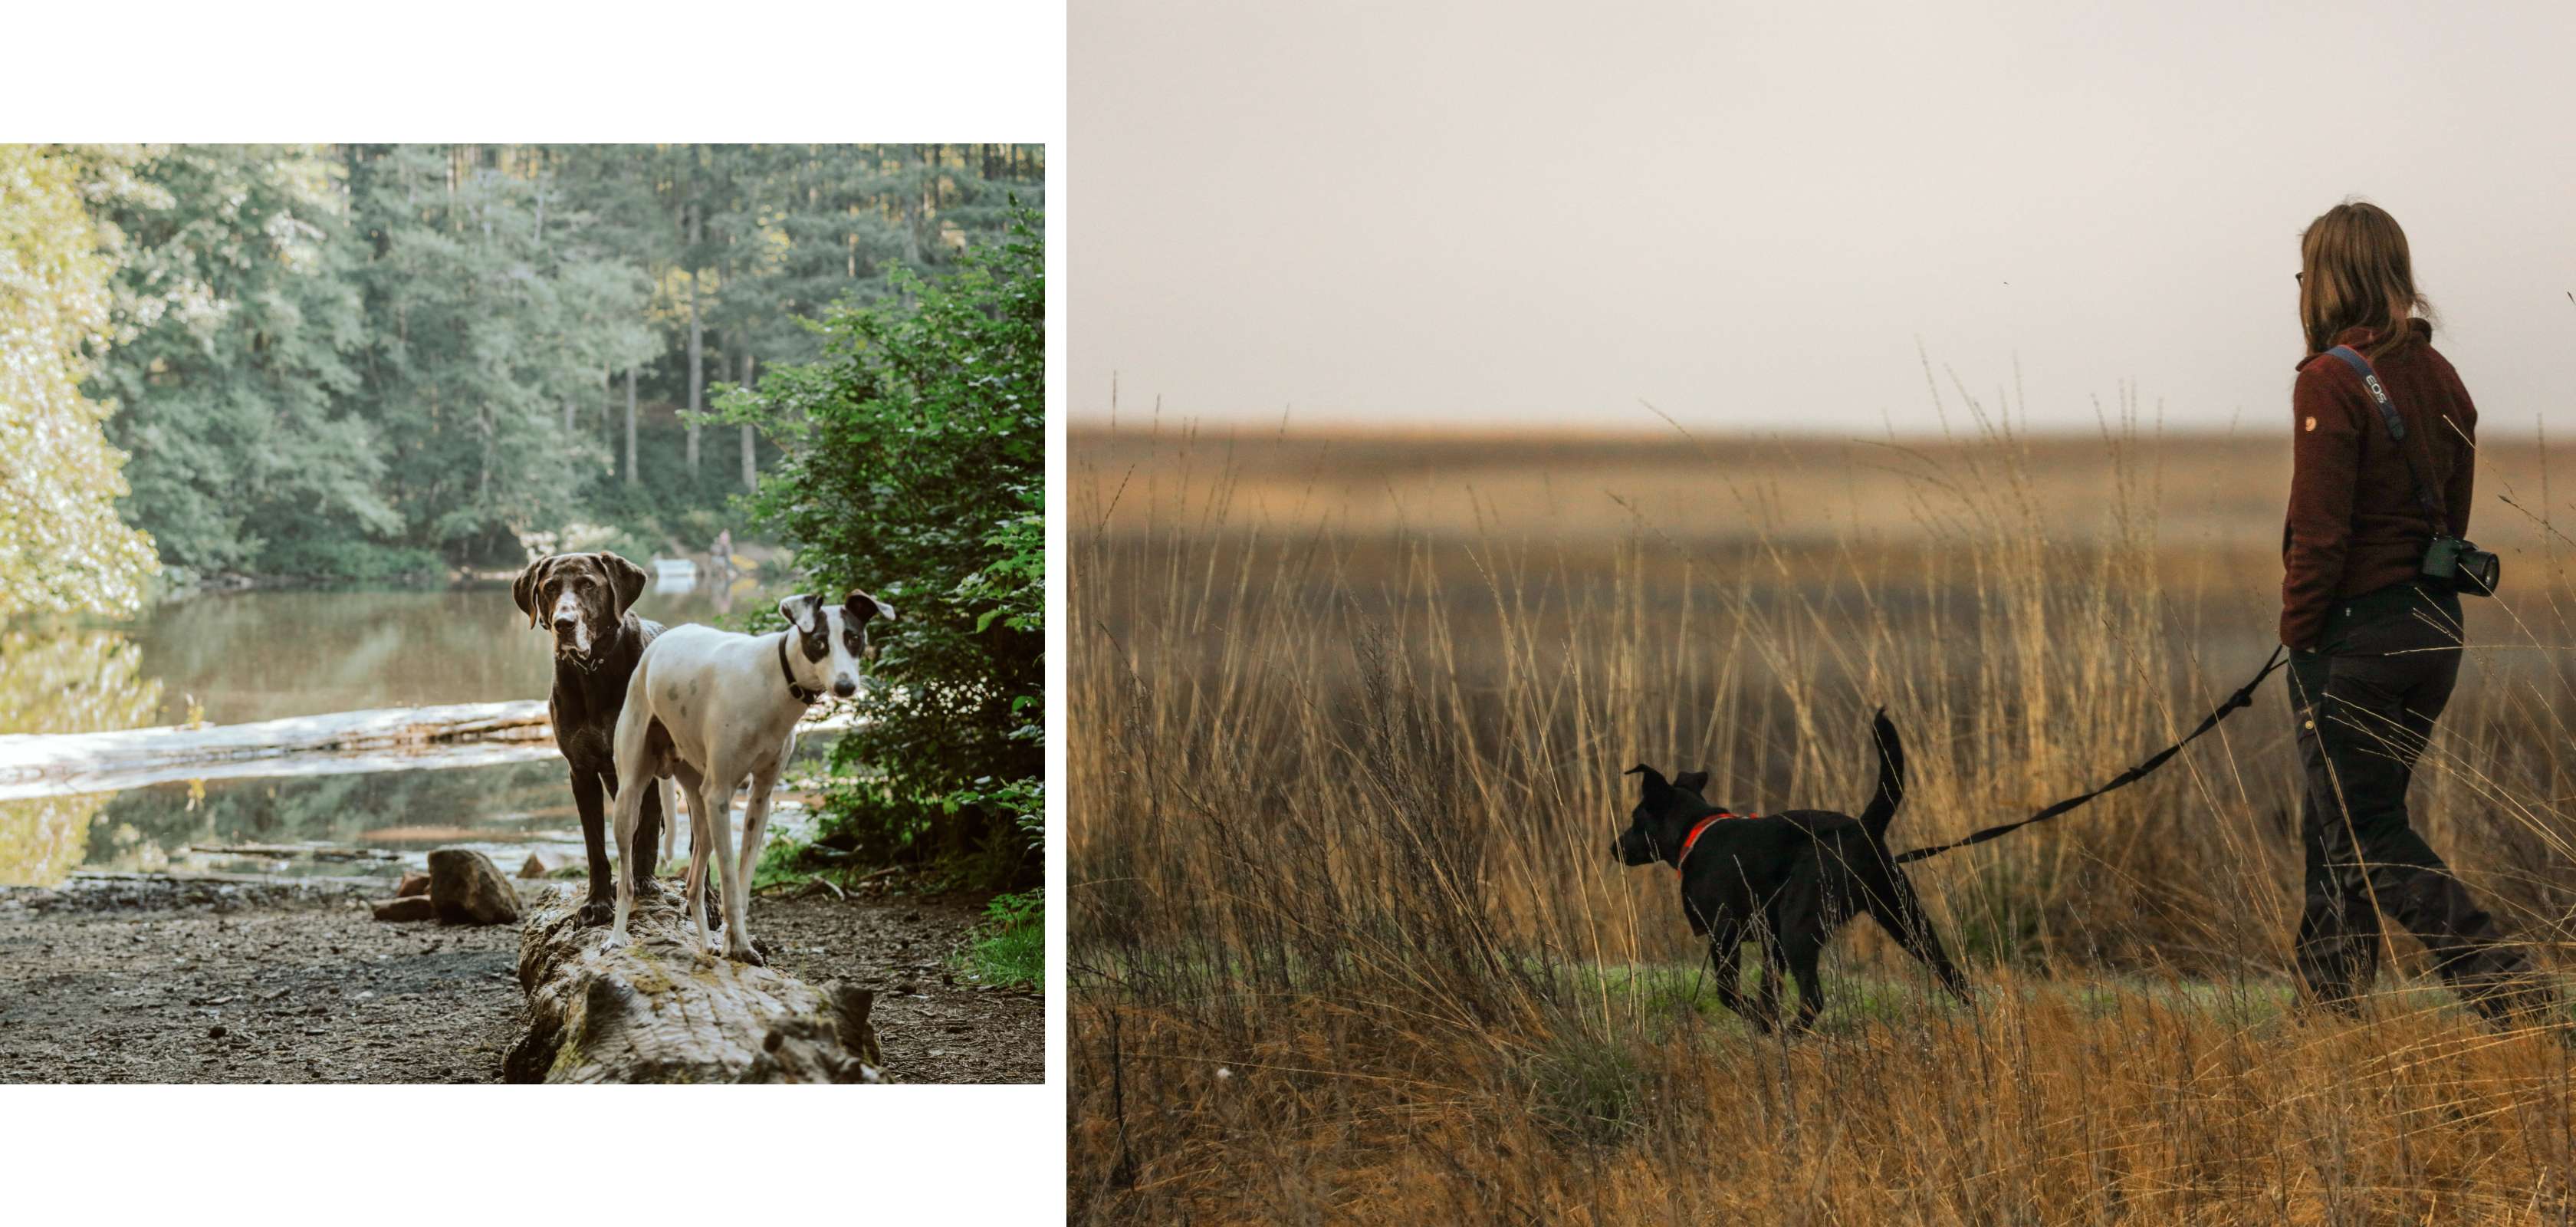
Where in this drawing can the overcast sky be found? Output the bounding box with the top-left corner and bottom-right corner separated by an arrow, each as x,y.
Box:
1071,0 -> 2576,434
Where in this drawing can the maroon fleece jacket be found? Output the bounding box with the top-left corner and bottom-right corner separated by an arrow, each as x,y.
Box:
2279,318 -> 2476,650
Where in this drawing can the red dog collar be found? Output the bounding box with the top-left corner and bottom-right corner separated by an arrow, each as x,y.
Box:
1675,811 -> 1745,867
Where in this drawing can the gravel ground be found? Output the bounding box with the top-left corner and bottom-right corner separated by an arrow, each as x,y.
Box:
0,875 -> 1042,1084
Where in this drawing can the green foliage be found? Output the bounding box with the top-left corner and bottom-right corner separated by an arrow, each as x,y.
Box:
751,826 -> 814,893
249,537 -> 445,584
574,413 -> 771,561
728,206 -> 1044,887
0,144 -> 159,617
344,144 -> 651,561
33,144 -> 1043,581
89,145 -> 386,574
951,889 -> 1043,989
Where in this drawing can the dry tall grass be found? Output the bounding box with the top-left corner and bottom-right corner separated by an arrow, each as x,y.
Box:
1069,401 -> 2576,1223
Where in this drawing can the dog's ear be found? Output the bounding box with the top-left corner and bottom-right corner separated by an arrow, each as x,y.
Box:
1624,764 -> 1670,795
843,587 -> 896,626
1674,770 -> 1710,795
777,593 -> 822,633
511,557 -> 551,630
600,552 -> 649,617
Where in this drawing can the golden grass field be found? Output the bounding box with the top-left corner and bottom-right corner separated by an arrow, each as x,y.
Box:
1069,407 -> 2576,1224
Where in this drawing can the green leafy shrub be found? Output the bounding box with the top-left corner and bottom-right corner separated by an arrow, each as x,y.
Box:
724,205 -> 1043,889
0,144 -> 159,618
250,536 -> 445,583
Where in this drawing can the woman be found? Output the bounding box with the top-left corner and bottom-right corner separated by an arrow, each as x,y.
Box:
2280,199 -> 2542,1024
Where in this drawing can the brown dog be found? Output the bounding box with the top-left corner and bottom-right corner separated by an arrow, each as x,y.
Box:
511,551 -> 679,925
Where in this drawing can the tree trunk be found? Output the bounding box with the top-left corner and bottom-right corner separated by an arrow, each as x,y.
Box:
739,351 -> 757,492
902,149 -> 923,267
623,363 -> 639,485
502,883 -> 886,1084
685,202 -> 703,476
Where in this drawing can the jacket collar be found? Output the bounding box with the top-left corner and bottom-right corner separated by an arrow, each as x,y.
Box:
2297,317 -> 2430,371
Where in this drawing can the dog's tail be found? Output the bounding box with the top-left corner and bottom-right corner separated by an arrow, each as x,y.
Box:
1858,706 -> 1904,843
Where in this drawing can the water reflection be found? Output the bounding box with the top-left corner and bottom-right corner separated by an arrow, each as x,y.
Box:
0,629 -> 165,885
86,758 -> 580,880
0,574 -> 784,886
76,742 -> 829,883
123,577 -> 772,727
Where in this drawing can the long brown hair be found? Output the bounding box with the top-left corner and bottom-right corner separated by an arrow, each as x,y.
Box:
2298,199 -> 2432,358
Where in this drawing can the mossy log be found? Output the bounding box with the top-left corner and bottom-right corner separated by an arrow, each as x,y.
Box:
502,881 -> 885,1084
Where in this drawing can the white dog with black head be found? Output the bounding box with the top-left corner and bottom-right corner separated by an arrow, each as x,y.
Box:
604,589 -> 896,962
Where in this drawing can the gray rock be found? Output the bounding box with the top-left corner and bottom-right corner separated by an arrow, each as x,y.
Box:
426,849 -> 521,926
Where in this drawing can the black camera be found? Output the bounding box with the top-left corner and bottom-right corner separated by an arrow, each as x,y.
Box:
2423,535 -> 2499,597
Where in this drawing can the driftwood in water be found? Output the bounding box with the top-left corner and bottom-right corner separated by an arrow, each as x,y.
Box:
0,702 -> 862,803
502,881 -> 885,1084
187,842 -> 404,862
0,701 -> 554,801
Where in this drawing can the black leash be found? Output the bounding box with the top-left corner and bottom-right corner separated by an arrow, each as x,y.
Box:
1891,646 -> 2287,865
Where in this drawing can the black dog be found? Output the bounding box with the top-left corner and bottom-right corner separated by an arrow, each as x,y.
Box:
513,551 -> 675,926
1615,710 -> 1967,1030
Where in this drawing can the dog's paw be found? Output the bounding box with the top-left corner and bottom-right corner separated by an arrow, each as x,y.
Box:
600,932 -> 630,953
573,896 -> 616,927
725,942 -> 767,967
630,876 -> 671,903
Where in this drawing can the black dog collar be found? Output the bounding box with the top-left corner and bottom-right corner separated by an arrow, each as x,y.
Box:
777,632 -> 820,706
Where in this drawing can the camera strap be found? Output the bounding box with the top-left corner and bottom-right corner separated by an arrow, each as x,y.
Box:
2324,344 -> 2450,538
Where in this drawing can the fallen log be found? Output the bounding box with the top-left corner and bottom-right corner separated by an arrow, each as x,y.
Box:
502,881 -> 885,1084
0,702 -> 865,803
0,702 -> 554,801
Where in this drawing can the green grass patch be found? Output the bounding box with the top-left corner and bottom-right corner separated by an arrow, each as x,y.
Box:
1579,956 -> 2328,1039
951,889 -> 1043,989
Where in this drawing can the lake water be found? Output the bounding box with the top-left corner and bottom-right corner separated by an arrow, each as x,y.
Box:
0,574 -> 833,887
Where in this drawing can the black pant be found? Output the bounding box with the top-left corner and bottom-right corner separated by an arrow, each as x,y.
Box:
2288,582 -> 2540,1023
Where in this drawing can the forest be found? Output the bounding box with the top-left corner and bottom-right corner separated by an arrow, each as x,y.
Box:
1,143 -> 1044,603
2,141 -> 1046,890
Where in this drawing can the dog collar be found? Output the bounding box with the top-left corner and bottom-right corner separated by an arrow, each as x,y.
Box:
777,633 -> 820,706
1674,811 -> 1740,868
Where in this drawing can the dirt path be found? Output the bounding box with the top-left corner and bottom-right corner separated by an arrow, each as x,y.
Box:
0,876 -> 1041,1084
